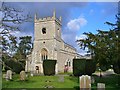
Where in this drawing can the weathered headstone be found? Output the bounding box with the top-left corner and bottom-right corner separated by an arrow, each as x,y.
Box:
79,75 -> 91,90
20,71 -> 26,81
30,71 -> 34,76
6,70 -> 12,81
91,77 -> 95,84
3,74 -> 6,79
58,75 -> 64,82
97,83 -> 105,90
30,73 -> 33,76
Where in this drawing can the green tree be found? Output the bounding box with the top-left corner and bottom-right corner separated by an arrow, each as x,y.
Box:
0,2 -> 31,36
105,14 -> 120,74
1,36 -> 9,55
0,2 -> 31,70
17,36 -> 32,60
9,35 -> 18,56
77,14 -> 120,72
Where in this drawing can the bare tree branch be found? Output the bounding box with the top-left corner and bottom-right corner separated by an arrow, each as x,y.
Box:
0,2 -> 32,37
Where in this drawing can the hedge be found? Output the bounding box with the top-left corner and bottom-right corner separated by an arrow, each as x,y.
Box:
43,59 -> 57,76
113,60 -> 120,74
85,60 -> 96,76
4,60 -> 24,74
73,59 -> 86,76
73,59 -> 96,76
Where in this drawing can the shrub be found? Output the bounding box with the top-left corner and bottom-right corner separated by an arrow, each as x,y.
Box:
4,60 -> 24,74
73,59 -> 86,76
85,60 -> 96,76
73,59 -> 96,76
100,65 -> 109,71
43,60 -> 57,76
113,61 -> 120,74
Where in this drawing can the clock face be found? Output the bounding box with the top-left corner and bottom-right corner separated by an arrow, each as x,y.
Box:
42,28 -> 46,34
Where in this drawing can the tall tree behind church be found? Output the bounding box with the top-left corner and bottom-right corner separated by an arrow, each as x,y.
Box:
77,14 -> 120,73
17,36 -> 33,60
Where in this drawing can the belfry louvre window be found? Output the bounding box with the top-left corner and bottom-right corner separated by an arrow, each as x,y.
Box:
41,48 -> 48,61
42,28 -> 46,34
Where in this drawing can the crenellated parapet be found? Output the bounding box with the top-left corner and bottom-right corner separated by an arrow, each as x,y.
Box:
34,10 -> 62,26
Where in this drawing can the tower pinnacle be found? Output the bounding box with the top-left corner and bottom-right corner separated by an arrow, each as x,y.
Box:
53,9 -> 56,18
59,16 -> 62,21
34,13 -> 37,20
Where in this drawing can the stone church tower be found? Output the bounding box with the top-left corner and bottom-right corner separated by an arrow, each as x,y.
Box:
25,11 -> 79,74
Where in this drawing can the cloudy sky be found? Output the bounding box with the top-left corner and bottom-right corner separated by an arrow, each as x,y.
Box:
7,2 -> 118,55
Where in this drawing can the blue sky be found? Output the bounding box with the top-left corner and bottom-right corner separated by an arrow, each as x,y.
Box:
7,2 -> 118,55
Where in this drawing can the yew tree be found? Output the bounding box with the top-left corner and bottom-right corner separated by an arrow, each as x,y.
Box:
77,14 -> 120,73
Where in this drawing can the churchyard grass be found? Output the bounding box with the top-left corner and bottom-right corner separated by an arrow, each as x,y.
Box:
2,73 -> 119,89
2,74 -> 79,88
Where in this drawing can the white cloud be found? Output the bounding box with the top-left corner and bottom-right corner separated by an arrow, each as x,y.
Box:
67,16 -> 87,31
62,15 -> 88,55
75,34 -> 89,55
10,31 -> 33,38
75,34 -> 87,40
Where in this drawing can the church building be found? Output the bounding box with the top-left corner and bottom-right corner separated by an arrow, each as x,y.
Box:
25,11 -> 80,74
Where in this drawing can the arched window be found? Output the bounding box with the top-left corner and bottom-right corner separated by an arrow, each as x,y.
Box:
41,48 -> 48,61
66,59 -> 71,67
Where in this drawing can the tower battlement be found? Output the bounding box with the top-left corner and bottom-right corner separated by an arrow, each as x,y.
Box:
34,10 -> 62,26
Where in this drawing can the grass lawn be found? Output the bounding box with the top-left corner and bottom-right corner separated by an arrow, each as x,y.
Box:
0,73 -> 2,90
2,74 -> 79,89
2,73 -> 120,90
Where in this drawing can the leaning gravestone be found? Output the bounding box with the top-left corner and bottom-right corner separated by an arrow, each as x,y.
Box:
79,75 -> 91,90
20,71 -> 26,81
6,70 -> 12,81
97,83 -> 105,90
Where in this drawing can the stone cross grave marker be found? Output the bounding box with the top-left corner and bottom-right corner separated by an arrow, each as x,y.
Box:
97,83 -> 105,90
79,75 -> 91,90
20,71 -> 26,81
6,70 -> 12,81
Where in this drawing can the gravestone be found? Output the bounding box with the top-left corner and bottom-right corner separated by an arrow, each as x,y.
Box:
58,75 -> 64,82
91,76 -> 95,84
20,71 -> 26,81
6,70 -> 12,81
97,83 -> 105,90
79,75 -> 91,90
3,74 -> 6,79
30,71 -> 34,76
30,73 -> 33,76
